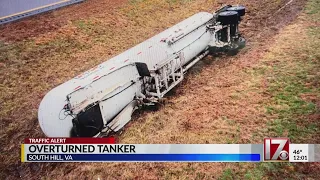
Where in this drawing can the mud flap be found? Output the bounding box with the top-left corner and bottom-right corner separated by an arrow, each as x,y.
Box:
102,100 -> 139,134
135,62 -> 150,77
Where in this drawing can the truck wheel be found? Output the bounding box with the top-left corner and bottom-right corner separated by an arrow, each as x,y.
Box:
227,6 -> 246,16
217,11 -> 238,25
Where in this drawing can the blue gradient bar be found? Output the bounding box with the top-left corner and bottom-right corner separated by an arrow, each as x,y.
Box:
27,154 -> 261,162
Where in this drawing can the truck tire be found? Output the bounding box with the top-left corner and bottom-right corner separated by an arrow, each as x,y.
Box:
217,11 -> 238,25
227,6 -> 246,16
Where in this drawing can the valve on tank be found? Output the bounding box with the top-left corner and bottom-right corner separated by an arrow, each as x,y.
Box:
216,5 -> 245,43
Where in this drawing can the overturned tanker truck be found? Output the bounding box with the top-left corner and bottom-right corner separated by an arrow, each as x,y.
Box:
38,5 -> 246,137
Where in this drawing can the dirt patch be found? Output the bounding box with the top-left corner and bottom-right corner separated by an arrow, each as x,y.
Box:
0,0 -> 310,179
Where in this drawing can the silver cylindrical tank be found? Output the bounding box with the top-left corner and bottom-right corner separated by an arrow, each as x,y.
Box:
38,12 -> 215,137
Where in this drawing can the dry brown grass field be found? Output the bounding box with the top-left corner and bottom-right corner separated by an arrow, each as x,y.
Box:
0,0 -> 319,179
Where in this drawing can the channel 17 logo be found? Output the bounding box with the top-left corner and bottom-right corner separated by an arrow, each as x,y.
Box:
264,138 -> 290,161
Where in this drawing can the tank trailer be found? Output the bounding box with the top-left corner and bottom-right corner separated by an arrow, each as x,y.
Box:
38,5 -> 246,137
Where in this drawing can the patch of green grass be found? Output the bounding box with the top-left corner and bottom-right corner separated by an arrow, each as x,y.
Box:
267,117 -> 318,140
33,37 -> 89,59
262,0 -> 320,141
74,20 -> 93,32
243,163 -> 295,180
129,0 -> 147,4
0,41 -> 23,62
195,172 -> 206,180
1,36 -> 88,65
219,168 -> 234,180
265,39 -> 319,142
218,0 -> 320,179
305,0 -> 320,21
73,19 -> 115,44
73,20 -> 101,36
